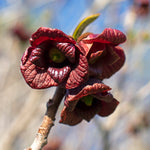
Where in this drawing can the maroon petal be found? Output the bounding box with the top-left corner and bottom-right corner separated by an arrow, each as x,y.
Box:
65,79 -> 111,111
93,92 -> 113,103
100,46 -> 125,79
56,43 -> 76,63
21,47 -> 59,88
65,54 -> 88,89
29,48 -> 42,63
59,106 -> 83,126
86,42 -> 105,63
89,46 -> 125,80
103,45 -> 121,65
98,98 -> 119,117
89,50 -> 104,63
30,27 -> 76,47
21,47 -> 32,65
82,28 -> 126,45
29,47 -> 46,68
20,60 -> 58,89
47,66 -> 71,84
78,40 -> 92,56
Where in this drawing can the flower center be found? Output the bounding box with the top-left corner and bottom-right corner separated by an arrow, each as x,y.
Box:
49,47 -> 66,63
81,95 -> 93,106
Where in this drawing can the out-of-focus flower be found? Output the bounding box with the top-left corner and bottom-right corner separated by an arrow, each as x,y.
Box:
133,0 -> 150,16
127,112 -> 150,135
20,27 -> 88,89
11,23 -> 30,42
78,28 -> 126,80
60,78 -> 119,126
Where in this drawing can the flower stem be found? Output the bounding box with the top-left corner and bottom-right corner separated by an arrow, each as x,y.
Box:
25,86 -> 66,150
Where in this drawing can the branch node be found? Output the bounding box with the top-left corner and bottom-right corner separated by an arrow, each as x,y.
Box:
47,99 -> 54,108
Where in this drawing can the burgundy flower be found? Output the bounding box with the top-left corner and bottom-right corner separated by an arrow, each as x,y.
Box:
20,27 -> 88,89
78,28 -> 126,80
59,78 -> 119,126
133,0 -> 149,16
11,23 -> 30,42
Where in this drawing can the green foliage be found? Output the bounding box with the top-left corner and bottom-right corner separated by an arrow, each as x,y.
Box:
72,14 -> 100,41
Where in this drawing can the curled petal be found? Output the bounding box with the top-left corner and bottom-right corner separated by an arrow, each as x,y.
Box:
20,60 -> 58,89
89,50 -> 103,63
30,48 -> 42,63
21,27 -> 86,89
79,39 -> 106,58
60,100 -> 102,125
100,46 -> 125,79
82,28 -> 126,45
30,27 -> 75,47
89,46 -> 125,80
104,45 -> 121,65
93,92 -> 113,103
47,66 -> 71,83
65,78 -> 111,111
29,48 -> 46,67
21,47 -> 32,65
98,98 -> 119,117
78,40 -> 92,56
56,43 -> 76,63
59,106 -> 82,126
66,55 -> 88,89
67,79 -> 111,101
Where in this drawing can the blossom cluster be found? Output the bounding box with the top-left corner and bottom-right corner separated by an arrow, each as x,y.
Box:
20,26 -> 126,125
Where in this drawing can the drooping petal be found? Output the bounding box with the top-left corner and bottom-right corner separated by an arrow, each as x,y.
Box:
30,27 -> 76,47
100,46 -> 125,79
67,78 -> 111,101
20,60 -> 58,89
29,47 -> 46,67
65,78 -> 111,111
56,43 -> 76,63
66,54 -> 88,89
89,46 -> 125,80
82,28 -> 126,45
61,78 -> 118,125
103,45 -> 121,65
98,98 -> 119,117
59,106 -> 83,126
60,99 -> 102,125
21,47 -> 32,65
47,66 -> 71,84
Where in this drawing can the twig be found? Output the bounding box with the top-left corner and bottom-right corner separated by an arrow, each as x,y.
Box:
25,86 -> 66,150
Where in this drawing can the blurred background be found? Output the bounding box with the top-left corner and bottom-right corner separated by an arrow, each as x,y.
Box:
0,0 -> 150,150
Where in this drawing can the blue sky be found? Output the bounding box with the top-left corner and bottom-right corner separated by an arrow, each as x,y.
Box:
0,0 -> 132,34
